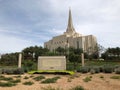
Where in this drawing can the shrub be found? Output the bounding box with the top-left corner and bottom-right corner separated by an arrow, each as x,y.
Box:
103,66 -> 114,73
89,76 -> 92,78
100,75 -> 104,79
70,85 -> 84,90
1,68 -> 24,74
80,67 -> 89,73
0,76 -> 13,81
83,77 -> 91,82
41,76 -> 60,84
115,67 -> 120,74
33,76 -> 45,81
0,82 -> 16,87
10,79 -> 21,83
99,66 -> 104,72
0,75 -> 5,80
76,67 -> 81,72
90,69 -> 95,74
93,67 -> 100,73
23,81 -> 34,85
22,60 -> 37,72
24,76 -> 29,79
110,76 -> 120,79
2,69 -> 13,74
41,85 -> 61,90
13,68 -> 24,74
0,69 -> 2,74
41,78 -> 55,84
14,75 -> 21,78
90,67 -> 100,74
30,75 -> 34,78
114,65 -> 120,69
67,78 -> 72,82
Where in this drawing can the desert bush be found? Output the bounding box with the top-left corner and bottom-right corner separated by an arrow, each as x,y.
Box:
80,67 -> 89,73
70,85 -> 84,90
83,77 -> 91,82
90,69 -> 95,74
103,66 -> 114,73
110,76 -> 120,79
0,82 -> 16,87
41,76 -> 60,84
22,60 -> 37,72
99,66 -> 104,72
93,67 -> 100,73
0,75 -> 5,79
0,76 -> 13,81
24,76 -> 29,79
13,68 -> 24,74
2,69 -> 13,74
41,85 -> 62,90
0,69 -> 2,74
30,75 -> 34,78
0,75 -> 21,84
23,81 -> 34,85
100,75 -> 104,79
90,67 -> 100,74
115,67 -> 120,74
89,76 -> 92,78
2,68 -> 24,74
14,75 -> 21,78
67,78 -> 72,82
33,76 -> 45,81
10,79 -> 21,83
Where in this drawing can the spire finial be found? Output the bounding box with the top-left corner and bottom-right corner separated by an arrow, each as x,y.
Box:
66,8 -> 75,33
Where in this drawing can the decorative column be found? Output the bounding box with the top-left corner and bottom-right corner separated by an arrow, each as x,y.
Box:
81,53 -> 84,67
18,53 -> 22,68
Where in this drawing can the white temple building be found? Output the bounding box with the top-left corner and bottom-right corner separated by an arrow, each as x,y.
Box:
44,9 -> 97,54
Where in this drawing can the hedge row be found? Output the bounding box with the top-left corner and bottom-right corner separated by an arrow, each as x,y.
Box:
1,68 -> 24,74
77,65 -> 120,74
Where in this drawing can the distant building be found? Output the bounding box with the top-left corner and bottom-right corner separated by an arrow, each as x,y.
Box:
44,9 -> 97,54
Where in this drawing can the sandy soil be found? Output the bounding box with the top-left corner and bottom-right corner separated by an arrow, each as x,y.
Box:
0,73 -> 120,90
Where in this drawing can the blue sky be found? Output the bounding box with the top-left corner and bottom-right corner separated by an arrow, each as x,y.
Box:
0,0 -> 120,53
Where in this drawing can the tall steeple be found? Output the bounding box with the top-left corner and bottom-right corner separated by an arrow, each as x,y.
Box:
66,8 -> 75,33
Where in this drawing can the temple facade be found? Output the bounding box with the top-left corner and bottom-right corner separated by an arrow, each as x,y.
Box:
44,9 -> 97,54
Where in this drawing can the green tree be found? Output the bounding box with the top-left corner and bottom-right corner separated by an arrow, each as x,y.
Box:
0,53 -> 18,66
55,47 -> 65,55
22,46 -> 49,62
69,53 -> 81,70
101,47 -> 120,60
68,47 -> 82,70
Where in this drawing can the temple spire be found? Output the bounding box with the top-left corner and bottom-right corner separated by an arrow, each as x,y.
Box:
66,8 -> 75,33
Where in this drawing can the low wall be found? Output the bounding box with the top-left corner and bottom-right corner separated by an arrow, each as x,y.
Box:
38,56 -> 66,70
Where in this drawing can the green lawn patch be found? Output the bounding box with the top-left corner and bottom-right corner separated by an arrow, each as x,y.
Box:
28,70 -> 74,75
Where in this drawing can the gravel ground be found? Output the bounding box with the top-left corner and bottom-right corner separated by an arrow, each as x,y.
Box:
0,73 -> 120,90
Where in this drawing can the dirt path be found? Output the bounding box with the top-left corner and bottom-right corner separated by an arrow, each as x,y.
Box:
0,73 -> 120,90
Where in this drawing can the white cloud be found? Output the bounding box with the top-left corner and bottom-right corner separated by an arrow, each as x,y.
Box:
0,34 -> 40,53
0,0 -> 120,53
